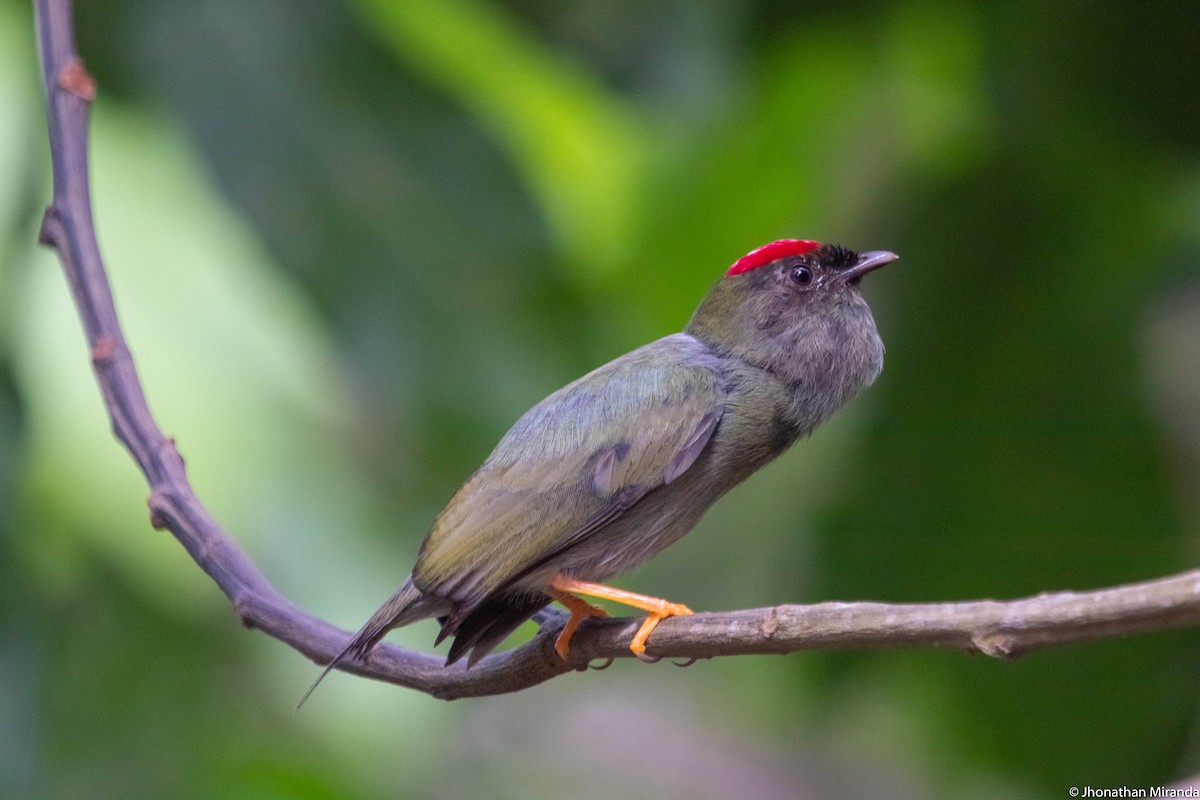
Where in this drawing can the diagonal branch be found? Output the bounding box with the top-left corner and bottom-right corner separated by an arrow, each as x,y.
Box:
31,0 -> 1200,703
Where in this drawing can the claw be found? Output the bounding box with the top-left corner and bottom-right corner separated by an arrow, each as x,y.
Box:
672,657 -> 698,667
588,658 -> 615,671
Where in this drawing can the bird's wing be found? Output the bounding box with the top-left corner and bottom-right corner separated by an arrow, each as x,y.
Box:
412,334 -> 724,615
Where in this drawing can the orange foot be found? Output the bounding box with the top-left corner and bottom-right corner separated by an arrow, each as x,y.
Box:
548,575 -> 693,660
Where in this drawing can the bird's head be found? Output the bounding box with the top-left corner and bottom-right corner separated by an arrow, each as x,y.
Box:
686,239 -> 897,424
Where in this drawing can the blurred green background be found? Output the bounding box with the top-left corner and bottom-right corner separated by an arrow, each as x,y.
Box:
2,1 -> 1200,797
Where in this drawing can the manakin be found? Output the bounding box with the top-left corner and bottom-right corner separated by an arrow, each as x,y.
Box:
304,239 -> 896,699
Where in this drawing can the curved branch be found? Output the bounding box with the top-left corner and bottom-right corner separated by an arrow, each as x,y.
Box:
32,0 -> 1200,702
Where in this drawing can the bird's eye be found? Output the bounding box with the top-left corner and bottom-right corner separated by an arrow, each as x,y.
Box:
788,265 -> 814,286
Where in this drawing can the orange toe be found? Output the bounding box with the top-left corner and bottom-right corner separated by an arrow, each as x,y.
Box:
549,575 -> 692,660
549,587 -> 611,660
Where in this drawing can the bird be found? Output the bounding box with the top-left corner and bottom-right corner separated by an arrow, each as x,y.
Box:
301,238 -> 896,703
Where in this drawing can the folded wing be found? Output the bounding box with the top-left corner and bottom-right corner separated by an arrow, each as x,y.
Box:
413,334 -> 725,626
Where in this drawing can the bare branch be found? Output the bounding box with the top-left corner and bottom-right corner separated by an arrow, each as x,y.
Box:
31,0 -> 1200,702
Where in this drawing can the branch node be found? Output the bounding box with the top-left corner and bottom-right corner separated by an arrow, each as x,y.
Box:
147,491 -> 171,530
760,607 -> 780,640
91,335 -> 118,364
37,206 -> 62,247
59,57 -> 96,101
163,436 -> 186,468
972,629 -> 1021,659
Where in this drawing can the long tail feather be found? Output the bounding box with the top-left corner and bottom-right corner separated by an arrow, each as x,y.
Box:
296,578 -> 430,709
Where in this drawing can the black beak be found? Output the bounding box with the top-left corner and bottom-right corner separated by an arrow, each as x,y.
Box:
841,250 -> 899,284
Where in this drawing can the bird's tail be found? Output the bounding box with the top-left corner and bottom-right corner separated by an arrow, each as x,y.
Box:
297,577 -> 434,709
